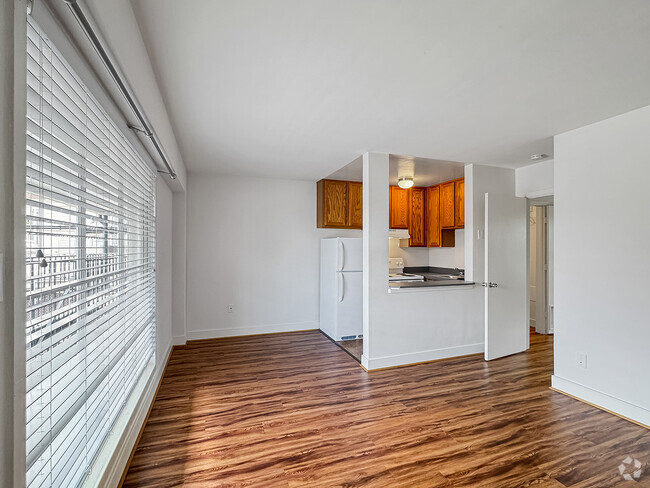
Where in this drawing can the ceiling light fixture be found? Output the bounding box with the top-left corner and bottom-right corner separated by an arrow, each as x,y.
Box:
398,176 -> 414,189
530,153 -> 549,161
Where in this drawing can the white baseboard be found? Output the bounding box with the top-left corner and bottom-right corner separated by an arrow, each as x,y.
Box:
172,335 -> 187,346
362,343 -> 484,370
551,375 -> 650,427
187,321 -> 319,341
87,343 -> 173,488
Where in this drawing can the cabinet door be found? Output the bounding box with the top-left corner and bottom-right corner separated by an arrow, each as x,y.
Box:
317,180 -> 348,228
409,188 -> 426,247
389,186 -> 409,229
347,182 -> 363,229
440,181 -> 455,229
425,186 -> 441,247
454,178 -> 464,228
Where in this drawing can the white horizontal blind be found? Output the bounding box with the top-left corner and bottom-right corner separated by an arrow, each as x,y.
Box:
25,17 -> 156,488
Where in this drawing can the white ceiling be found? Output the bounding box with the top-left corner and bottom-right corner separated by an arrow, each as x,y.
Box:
326,154 -> 466,186
130,0 -> 650,180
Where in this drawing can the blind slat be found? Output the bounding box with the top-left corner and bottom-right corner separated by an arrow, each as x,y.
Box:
25,17 -> 156,488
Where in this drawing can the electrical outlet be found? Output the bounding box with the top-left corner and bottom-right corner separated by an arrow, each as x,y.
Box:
576,352 -> 587,369
227,304 -> 234,313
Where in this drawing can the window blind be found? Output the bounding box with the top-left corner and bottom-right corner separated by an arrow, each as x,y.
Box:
25,16 -> 156,488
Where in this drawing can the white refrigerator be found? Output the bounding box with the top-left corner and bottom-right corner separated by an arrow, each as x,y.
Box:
320,237 -> 363,341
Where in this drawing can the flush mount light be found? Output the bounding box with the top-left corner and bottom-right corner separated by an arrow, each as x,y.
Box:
398,176 -> 414,189
530,153 -> 549,161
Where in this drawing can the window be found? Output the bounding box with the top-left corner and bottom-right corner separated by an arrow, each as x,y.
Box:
25,17 -> 156,488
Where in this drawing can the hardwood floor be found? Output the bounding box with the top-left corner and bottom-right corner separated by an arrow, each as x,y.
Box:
123,331 -> 650,487
334,338 -> 363,362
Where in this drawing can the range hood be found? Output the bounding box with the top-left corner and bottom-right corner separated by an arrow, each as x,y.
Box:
389,229 -> 410,240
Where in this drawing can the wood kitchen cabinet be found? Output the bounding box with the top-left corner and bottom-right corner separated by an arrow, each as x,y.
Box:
440,181 -> 456,229
425,186 -> 441,247
389,186 -> 409,229
454,178 -> 464,228
409,187 -> 426,247
317,179 -> 349,228
347,182 -> 363,228
425,185 -> 455,248
440,178 -> 465,230
316,177 -> 463,238
317,179 -> 362,229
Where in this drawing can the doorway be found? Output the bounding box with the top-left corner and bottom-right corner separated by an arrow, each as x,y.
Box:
529,199 -> 554,335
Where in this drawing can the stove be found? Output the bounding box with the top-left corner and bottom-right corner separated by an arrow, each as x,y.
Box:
388,258 -> 425,282
389,273 -> 425,282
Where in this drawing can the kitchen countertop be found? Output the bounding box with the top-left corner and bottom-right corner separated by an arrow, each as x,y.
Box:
388,266 -> 475,291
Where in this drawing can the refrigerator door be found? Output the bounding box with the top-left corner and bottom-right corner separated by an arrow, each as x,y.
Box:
337,238 -> 363,272
335,271 -> 363,339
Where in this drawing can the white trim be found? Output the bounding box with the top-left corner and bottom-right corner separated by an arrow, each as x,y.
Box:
362,343 -> 484,370
187,321 -> 319,341
551,375 -> 650,427
85,343 -> 173,488
361,354 -> 370,369
13,2 -> 28,486
172,335 -> 187,346
524,188 -> 554,199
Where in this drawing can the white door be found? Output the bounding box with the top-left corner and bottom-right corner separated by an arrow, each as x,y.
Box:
484,193 -> 528,361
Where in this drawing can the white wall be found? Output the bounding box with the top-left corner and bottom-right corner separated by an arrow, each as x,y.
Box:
388,231 -> 465,270
1,0 -> 15,484
363,154 -> 486,369
515,159 -> 554,198
186,173 -> 361,340
428,230 -> 465,269
156,177 -> 173,360
547,206 -> 554,333
362,158 -> 519,369
85,0 -> 188,191
171,192 -> 187,344
552,105 -> 650,426
465,164 -> 517,284
388,239 -> 428,267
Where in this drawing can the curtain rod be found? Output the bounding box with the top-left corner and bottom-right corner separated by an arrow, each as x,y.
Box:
63,0 -> 177,180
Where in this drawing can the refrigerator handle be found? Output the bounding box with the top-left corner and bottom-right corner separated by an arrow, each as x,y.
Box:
338,240 -> 345,271
338,273 -> 345,302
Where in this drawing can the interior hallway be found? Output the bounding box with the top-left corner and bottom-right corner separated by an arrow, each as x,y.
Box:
122,330 -> 650,487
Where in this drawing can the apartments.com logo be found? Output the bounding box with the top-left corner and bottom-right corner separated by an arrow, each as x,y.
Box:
619,456 -> 645,481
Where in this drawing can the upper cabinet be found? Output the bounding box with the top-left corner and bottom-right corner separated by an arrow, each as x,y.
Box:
317,179 -> 354,229
425,185 -> 456,248
454,178 -> 464,228
440,178 -> 464,230
347,182 -> 363,229
317,177 -> 464,240
409,187 -> 426,247
425,186 -> 441,247
389,186 -> 409,229
440,181 -> 456,229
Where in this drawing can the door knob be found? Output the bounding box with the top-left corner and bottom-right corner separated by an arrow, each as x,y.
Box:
482,282 -> 488,287
489,282 -> 498,288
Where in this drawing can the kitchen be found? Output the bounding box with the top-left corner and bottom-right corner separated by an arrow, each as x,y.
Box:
317,154 -> 500,365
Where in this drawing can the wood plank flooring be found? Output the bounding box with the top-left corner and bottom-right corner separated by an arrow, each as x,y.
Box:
335,338 -> 363,362
123,331 -> 650,487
